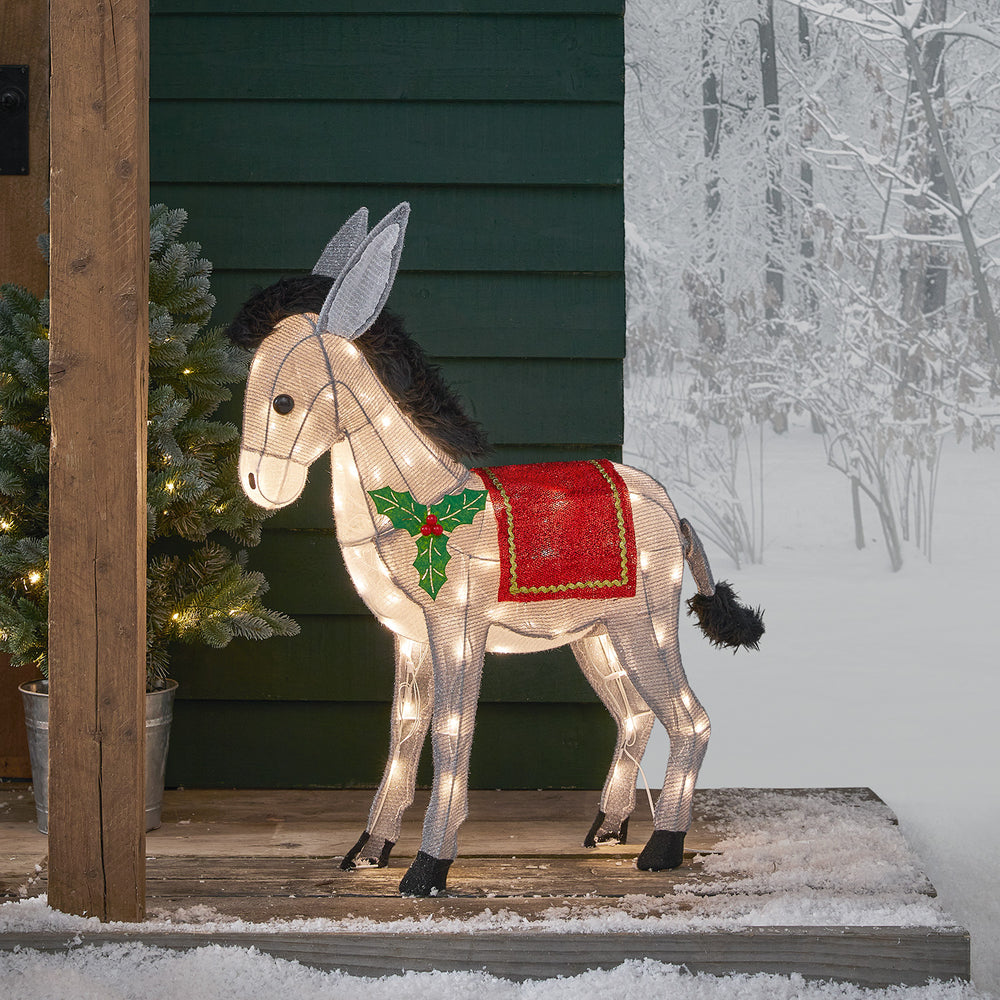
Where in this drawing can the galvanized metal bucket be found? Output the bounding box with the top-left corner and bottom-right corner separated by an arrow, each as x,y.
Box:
18,678 -> 178,834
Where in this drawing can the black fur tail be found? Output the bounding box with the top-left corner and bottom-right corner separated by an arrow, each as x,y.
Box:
686,581 -> 764,651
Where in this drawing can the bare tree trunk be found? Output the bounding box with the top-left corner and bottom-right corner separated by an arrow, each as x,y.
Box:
895,0 -> 1000,362
759,0 -> 784,335
851,477 -> 866,550
699,0 -> 726,351
919,0 -> 949,321
901,0 -> 949,330
798,8 -> 827,438
798,7 -> 817,316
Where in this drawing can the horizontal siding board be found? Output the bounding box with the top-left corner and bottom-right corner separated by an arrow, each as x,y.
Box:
151,14 -> 622,102
151,101 -> 622,186
478,443 -> 621,464
152,3 -> 623,14
263,443 -> 622,532
170,618 -> 600,703
248,533 -> 363,615
149,185 -> 624,273
441,358 -> 623,444
165,700 -> 616,788
171,616 -> 392,702
210,272 -> 624,360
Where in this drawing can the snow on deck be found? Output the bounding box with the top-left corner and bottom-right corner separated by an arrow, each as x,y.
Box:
0,787 -> 970,987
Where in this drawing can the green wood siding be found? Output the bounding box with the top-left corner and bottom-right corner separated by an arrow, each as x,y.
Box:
167,702 -> 617,790
150,0 -> 624,788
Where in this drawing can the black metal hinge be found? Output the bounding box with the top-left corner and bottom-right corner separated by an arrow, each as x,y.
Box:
0,65 -> 30,176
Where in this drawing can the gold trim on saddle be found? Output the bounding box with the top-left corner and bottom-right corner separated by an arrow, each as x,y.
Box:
482,460 -> 631,595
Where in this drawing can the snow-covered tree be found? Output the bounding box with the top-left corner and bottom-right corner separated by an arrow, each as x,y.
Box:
625,0 -> 1000,569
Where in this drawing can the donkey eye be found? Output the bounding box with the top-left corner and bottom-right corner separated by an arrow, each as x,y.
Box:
272,394 -> 294,415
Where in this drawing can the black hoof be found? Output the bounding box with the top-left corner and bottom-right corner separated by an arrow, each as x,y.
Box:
637,830 -> 686,870
340,830 -> 395,871
584,811 -> 629,847
399,850 -> 453,896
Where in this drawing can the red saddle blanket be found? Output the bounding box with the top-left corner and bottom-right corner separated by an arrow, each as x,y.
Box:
472,459 -> 637,603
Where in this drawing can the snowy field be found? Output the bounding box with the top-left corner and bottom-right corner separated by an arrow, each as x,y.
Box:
0,947 -> 991,1000
2,424 -> 997,998
631,422 -> 1000,996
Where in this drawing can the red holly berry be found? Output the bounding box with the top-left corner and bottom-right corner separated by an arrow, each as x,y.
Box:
421,512 -> 444,536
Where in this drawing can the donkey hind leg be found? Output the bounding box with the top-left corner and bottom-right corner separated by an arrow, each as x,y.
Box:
342,636 -> 434,870
399,619 -> 488,896
572,635 -> 655,847
605,610 -> 711,871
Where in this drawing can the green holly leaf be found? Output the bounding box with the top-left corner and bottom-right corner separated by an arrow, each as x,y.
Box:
413,532 -> 451,599
368,487 -> 426,536
430,489 -> 488,533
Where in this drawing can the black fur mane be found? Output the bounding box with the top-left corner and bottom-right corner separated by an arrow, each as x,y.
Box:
227,275 -> 490,462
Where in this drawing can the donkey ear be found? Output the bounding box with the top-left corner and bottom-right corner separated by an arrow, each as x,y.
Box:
317,202 -> 410,340
312,207 -> 369,278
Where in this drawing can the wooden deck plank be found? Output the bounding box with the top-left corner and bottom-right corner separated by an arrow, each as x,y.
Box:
142,855 -> 720,899
0,785 -> 969,986
0,785 -> 936,900
0,787 -> 720,858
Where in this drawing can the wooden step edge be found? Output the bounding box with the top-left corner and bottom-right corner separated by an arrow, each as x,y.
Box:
0,925 -> 970,988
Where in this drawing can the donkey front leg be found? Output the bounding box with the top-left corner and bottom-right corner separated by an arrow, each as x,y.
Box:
342,636 -> 433,870
399,619 -> 488,896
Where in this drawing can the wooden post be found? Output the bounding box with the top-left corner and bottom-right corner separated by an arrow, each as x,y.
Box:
0,0 -> 49,293
47,0 -> 149,922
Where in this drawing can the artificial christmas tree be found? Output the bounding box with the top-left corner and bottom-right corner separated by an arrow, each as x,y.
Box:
0,203 -> 297,687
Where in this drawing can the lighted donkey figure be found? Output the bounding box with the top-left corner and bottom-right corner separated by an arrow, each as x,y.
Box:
230,203 -> 763,896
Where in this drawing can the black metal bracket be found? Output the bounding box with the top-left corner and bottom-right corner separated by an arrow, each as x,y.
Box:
0,66 -> 30,176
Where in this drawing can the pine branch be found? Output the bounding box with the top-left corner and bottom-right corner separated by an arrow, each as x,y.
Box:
0,206 -> 295,685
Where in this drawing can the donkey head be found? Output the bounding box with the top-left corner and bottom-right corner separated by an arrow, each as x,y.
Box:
237,203 -> 410,509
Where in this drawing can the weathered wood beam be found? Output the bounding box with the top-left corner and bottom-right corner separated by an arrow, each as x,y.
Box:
47,0 -> 149,922
0,927 -> 971,988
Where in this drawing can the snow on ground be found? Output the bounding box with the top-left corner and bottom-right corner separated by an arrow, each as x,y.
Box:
2,424 -> 998,998
632,423 -> 1000,995
0,947 -> 992,1000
